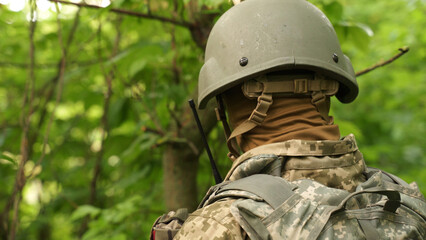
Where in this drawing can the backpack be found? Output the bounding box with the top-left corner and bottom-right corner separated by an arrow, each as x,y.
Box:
151,168 -> 426,239
199,168 -> 426,240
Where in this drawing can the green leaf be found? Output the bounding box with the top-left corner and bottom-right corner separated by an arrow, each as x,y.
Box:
128,59 -> 147,79
336,21 -> 374,50
323,1 -> 343,23
0,154 -> 16,166
112,167 -> 151,190
354,23 -> 374,37
111,0 -> 126,8
200,0 -> 226,8
108,98 -> 130,129
71,205 -> 101,221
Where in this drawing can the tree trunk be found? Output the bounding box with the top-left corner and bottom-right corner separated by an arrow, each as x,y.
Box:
162,101 -> 217,211
162,142 -> 199,211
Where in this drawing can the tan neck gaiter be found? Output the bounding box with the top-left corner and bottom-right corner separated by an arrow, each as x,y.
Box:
223,86 -> 341,152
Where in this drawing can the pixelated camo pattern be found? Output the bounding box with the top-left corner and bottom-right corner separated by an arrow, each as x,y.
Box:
151,208 -> 189,240
173,200 -> 246,240
173,136 -> 426,239
227,134 -> 366,192
229,173 -> 426,240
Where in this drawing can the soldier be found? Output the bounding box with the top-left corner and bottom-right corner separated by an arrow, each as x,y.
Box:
169,0 -> 426,239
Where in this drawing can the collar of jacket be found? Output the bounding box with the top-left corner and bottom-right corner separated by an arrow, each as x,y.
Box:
224,134 -> 359,181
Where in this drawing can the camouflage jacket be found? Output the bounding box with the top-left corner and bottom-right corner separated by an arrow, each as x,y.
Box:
174,135 -> 368,239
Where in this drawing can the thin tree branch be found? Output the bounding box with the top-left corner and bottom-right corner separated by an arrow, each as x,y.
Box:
2,4 -> 83,239
168,138 -> 199,156
66,12 -> 102,65
142,126 -> 165,136
66,8 -> 82,49
27,6 -> 82,179
59,193 -> 79,209
89,18 -> 119,205
168,106 -> 183,130
356,47 -> 410,77
9,197 -> 20,240
170,1 -> 180,85
0,58 -> 106,69
32,2 -> 67,170
147,0 -> 151,15
19,1 -> 37,128
8,3 -> 70,239
187,0 -> 198,23
2,1 -> 38,239
47,0 -> 194,28
150,137 -> 199,156
117,76 -> 167,138
80,16 -> 122,237
0,62 -> 52,69
132,83 -> 166,136
0,123 -> 20,130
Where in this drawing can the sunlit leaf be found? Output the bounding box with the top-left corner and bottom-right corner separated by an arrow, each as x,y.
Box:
71,205 -> 101,221
323,1 -> 343,23
335,21 -> 374,50
0,154 -> 16,166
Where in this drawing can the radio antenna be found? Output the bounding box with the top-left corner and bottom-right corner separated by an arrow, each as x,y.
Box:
188,99 -> 223,184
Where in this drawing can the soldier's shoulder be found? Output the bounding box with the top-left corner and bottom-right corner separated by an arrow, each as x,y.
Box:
174,199 -> 244,240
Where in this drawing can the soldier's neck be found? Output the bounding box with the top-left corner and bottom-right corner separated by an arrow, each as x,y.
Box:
227,96 -> 340,152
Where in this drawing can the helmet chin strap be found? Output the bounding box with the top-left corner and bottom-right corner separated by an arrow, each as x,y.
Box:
216,76 -> 274,161
216,74 -> 337,161
311,91 -> 333,124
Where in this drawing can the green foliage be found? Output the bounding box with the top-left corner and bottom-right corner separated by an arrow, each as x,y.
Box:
72,196 -> 147,240
0,0 -> 424,239
332,0 -> 426,193
71,205 -> 101,221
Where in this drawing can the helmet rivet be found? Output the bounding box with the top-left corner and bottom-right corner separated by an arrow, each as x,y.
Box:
239,57 -> 248,66
332,53 -> 339,63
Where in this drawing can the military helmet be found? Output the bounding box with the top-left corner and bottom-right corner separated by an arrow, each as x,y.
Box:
198,0 -> 358,109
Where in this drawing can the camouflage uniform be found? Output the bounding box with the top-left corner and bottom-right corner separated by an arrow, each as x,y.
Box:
171,0 -> 426,238
174,134 -> 367,239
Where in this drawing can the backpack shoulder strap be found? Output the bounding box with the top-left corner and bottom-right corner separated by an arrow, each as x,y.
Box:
365,167 -> 410,187
218,174 -> 297,209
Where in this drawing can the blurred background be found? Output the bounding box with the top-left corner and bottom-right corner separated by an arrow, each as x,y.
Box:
0,0 -> 424,239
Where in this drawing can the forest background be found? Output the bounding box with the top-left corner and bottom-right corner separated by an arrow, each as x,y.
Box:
0,0 -> 425,239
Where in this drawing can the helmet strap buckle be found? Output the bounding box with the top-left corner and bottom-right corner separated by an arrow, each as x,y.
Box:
225,90 -> 273,160
311,91 -> 332,124
248,93 -> 273,125
294,79 -> 308,94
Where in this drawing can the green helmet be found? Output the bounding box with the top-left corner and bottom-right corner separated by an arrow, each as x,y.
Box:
198,0 -> 358,109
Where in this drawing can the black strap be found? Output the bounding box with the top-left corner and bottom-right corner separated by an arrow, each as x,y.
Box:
218,174 -> 296,209
216,95 -> 241,160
